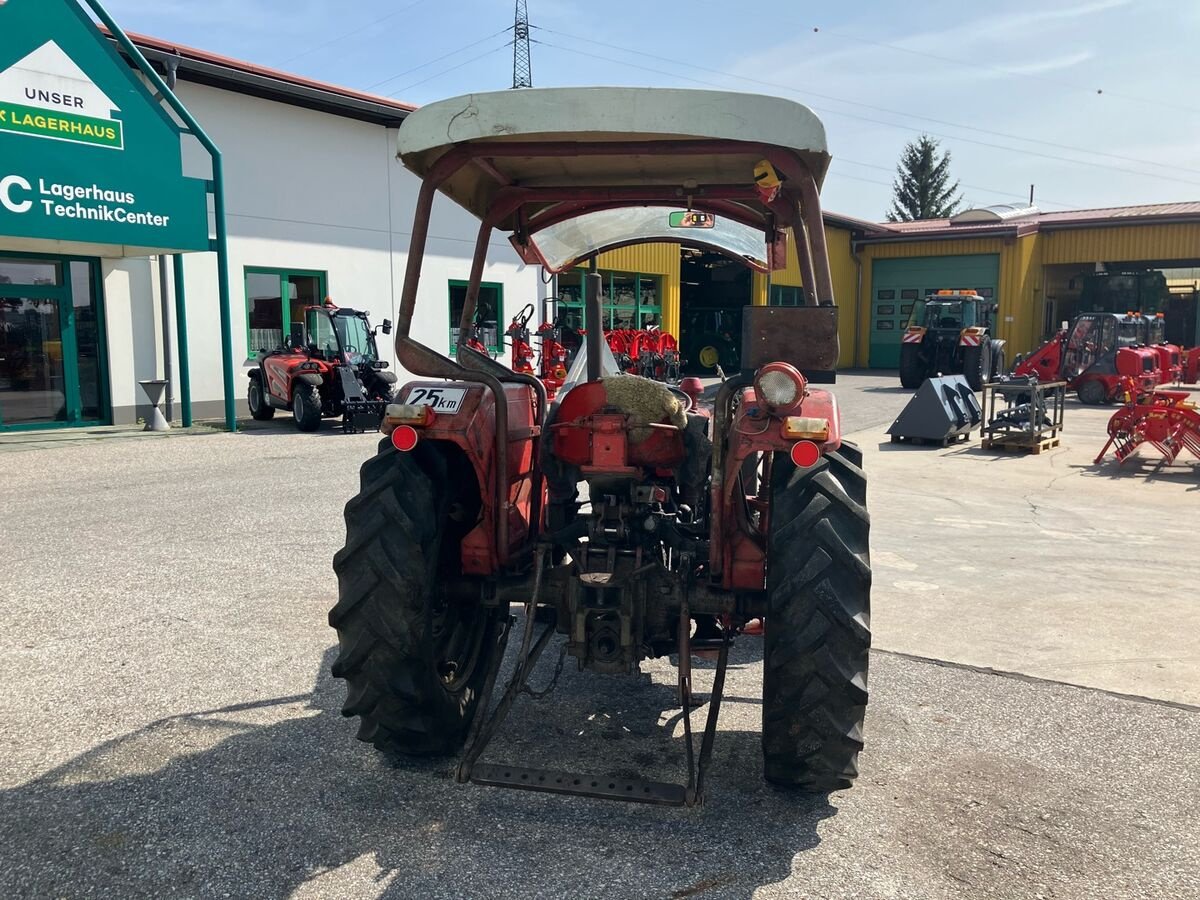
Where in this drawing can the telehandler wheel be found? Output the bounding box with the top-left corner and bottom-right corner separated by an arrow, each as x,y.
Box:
1077,379 -> 1107,405
247,375 -> 275,420
330,440 -> 503,757
763,443 -> 871,792
963,345 -> 986,391
292,384 -> 323,432
898,345 -> 924,389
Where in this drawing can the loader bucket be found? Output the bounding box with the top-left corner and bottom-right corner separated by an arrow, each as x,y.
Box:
887,374 -> 982,444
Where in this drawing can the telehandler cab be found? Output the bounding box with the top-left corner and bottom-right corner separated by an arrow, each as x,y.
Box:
329,88 -> 871,806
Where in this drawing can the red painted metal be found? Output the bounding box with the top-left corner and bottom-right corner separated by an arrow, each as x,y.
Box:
395,380 -> 540,574
550,381 -> 686,473
1095,390 -> 1200,465
712,386 -> 842,590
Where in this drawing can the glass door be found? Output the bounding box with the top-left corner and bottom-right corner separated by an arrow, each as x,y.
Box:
0,255 -> 108,430
0,294 -> 66,426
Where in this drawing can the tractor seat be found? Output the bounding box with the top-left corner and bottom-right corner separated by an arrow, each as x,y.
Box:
939,317 -> 959,328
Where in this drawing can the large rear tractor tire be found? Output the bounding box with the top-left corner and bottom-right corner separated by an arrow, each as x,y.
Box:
962,345 -> 986,391
898,344 -> 924,389
292,383 -> 323,432
247,375 -> 275,420
990,347 -> 1007,383
763,443 -> 871,792
330,440 -> 502,757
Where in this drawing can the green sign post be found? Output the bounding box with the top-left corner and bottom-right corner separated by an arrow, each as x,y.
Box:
0,0 -> 238,431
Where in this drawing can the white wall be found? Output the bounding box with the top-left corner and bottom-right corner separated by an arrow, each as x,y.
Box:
100,256 -> 161,422
133,83 -> 542,421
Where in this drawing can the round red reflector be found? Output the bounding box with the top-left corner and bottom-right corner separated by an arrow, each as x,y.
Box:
790,440 -> 820,468
391,425 -> 419,452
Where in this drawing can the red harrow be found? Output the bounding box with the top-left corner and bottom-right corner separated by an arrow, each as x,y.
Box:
1095,388 -> 1200,465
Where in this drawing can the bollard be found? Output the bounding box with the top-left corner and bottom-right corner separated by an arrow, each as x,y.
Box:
138,379 -> 171,432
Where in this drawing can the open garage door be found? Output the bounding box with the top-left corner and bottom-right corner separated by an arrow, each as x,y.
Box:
870,254 -> 1000,367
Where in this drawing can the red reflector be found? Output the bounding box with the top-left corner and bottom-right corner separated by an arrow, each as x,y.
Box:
790,440 -> 820,468
391,425 -> 419,452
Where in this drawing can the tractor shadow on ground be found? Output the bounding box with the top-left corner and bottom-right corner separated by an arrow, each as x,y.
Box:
0,640 -> 836,900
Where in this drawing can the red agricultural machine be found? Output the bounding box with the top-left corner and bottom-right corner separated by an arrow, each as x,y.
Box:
328,87 -> 869,807
246,302 -> 395,432
1095,389 -> 1200,465
1012,312 -> 1165,403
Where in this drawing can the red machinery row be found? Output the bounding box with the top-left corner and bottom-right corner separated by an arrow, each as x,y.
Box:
1010,310 -> 1200,466
1012,311 -> 1198,403
467,303 -> 685,400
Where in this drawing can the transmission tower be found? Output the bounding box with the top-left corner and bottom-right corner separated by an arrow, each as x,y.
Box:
512,0 -> 532,89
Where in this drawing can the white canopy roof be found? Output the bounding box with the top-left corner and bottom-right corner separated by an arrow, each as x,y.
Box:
397,87 -> 830,228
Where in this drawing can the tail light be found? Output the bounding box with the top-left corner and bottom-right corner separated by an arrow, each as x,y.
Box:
790,440 -> 821,468
391,425 -> 419,452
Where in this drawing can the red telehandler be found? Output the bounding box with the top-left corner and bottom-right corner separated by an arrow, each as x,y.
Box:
328,87 -> 869,807
1012,312 -> 1162,403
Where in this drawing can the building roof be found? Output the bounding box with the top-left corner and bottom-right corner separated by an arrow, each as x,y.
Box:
851,200 -> 1200,242
107,30 -> 415,127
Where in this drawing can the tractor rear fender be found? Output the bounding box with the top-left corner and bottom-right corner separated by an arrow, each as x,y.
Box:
390,380 -> 540,574
712,386 -> 842,591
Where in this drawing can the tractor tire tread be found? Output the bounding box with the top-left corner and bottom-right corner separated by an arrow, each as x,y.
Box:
763,442 -> 871,793
330,441 -> 497,757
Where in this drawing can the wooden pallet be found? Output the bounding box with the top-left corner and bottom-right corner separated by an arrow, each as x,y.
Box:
981,434 -> 1061,455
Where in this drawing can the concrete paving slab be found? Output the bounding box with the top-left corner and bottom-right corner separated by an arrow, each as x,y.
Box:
858,385 -> 1200,706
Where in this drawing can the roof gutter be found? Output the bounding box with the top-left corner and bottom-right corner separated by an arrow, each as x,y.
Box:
852,226 -> 1020,246
114,40 -> 410,127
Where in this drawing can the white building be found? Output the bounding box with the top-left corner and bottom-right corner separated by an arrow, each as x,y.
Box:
0,18 -> 540,432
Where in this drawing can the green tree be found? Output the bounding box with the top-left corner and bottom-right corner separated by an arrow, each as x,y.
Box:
886,135 -> 963,222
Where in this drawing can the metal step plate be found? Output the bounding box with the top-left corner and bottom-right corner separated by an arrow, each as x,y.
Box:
470,763 -> 689,806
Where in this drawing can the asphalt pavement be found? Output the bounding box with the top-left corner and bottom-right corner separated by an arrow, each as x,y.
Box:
0,372 -> 1196,899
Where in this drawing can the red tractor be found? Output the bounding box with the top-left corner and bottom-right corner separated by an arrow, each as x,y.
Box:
246,303 -> 396,432
329,88 -> 869,806
1012,312 -> 1161,403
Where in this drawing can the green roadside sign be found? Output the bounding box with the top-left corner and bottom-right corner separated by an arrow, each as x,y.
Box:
0,0 -> 209,252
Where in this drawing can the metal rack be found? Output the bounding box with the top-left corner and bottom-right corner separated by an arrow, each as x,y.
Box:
981,378 -> 1066,454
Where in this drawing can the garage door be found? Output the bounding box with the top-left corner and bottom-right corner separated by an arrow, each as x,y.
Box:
869,254 -> 1000,368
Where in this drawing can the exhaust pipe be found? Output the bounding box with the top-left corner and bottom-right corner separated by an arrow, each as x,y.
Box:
586,270 -> 604,383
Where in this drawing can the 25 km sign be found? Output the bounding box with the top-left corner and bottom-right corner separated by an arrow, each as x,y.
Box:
404,386 -> 467,414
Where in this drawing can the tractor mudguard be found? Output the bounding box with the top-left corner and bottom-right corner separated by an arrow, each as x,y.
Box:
375,369 -> 398,385
392,380 -> 539,574
296,372 -> 324,386
714,386 -> 842,591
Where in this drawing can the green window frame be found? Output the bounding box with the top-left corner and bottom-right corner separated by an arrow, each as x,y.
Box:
243,266 -> 328,352
448,280 -> 504,355
769,284 -> 804,307
557,269 -> 662,329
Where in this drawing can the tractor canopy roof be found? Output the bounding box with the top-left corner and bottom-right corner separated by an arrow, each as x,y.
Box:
396,87 -> 830,266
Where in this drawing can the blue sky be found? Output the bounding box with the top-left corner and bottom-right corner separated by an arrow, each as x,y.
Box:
93,0 -> 1200,221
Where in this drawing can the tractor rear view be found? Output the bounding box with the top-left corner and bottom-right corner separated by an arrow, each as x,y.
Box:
328,88 -> 870,806
899,291 -> 1006,390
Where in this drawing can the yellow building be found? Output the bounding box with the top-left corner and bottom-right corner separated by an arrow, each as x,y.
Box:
574,202 -> 1200,370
